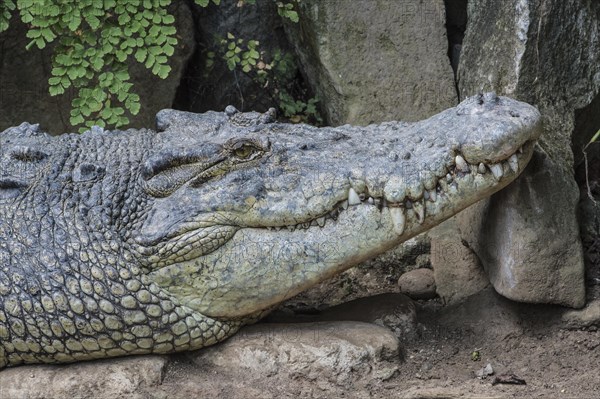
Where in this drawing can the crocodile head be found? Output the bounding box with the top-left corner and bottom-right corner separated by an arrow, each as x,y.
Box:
133,92 -> 542,320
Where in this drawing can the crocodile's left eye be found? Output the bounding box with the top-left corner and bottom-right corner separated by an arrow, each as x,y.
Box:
233,144 -> 255,159
229,140 -> 264,161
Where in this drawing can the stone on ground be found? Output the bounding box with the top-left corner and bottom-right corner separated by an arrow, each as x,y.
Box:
397,268 -> 437,300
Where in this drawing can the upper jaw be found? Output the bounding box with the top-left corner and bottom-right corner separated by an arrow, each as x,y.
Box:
251,135 -> 536,234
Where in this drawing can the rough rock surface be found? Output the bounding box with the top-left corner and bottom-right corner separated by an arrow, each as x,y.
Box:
284,0 -> 457,125
397,268 -> 437,300
452,0 -> 600,307
429,218 -> 489,304
192,321 -> 400,385
0,2 -> 194,135
0,356 -> 168,399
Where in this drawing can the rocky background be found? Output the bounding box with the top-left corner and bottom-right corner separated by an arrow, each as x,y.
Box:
1,0 -> 599,397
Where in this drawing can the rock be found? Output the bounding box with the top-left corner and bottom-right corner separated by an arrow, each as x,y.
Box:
429,218 -> 489,305
179,0 -> 293,113
454,0 -> 599,307
190,321 -> 400,385
284,0 -> 457,125
0,3 -> 194,135
475,363 -> 495,379
0,356 -> 168,399
459,150 -> 585,308
398,268 -> 437,300
267,293 -> 418,340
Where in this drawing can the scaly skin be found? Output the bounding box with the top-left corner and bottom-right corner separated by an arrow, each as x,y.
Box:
0,93 -> 542,368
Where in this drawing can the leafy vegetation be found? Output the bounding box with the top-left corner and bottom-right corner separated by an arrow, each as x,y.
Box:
0,0 -> 316,131
207,34 -> 322,124
0,0 -> 224,131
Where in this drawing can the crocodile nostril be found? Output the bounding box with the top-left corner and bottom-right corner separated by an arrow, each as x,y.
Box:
0,178 -> 28,200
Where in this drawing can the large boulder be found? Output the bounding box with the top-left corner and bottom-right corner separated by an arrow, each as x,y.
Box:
451,0 -> 600,307
284,0 -> 457,125
0,3 -> 195,135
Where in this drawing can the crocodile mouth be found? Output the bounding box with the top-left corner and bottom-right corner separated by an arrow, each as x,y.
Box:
260,139 -> 535,234
137,139 -> 535,268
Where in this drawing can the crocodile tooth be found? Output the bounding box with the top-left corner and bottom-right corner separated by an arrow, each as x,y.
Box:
428,189 -> 437,202
359,193 -> 366,202
341,200 -> 349,210
310,220 -> 319,227
287,225 -> 295,232
390,207 -> 406,235
329,210 -> 338,220
266,226 -> 273,231
446,173 -> 453,182
413,199 -> 425,224
438,179 -> 448,192
518,146 -> 524,154
274,227 -> 282,232
317,217 -> 326,227
478,163 -> 486,174
489,163 -> 503,180
302,222 -> 310,230
367,197 -> 374,204
508,154 -> 519,173
405,199 -> 413,209
348,188 -> 361,205
423,171 -> 437,190
455,155 -> 470,172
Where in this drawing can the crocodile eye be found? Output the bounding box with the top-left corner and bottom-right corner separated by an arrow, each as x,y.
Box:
235,145 -> 254,159
230,141 -> 261,161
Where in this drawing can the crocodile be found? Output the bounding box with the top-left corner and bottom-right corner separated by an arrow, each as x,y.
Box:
0,93 -> 542,368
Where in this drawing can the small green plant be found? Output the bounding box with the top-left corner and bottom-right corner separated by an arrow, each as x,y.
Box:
207,35 -> 322,124
275,1 -> 298,22
218,32 -> 260,72
0,0 -> 220,132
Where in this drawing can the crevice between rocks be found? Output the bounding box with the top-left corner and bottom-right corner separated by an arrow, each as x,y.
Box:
443,0 -> 467,103
573,91 -> 600,302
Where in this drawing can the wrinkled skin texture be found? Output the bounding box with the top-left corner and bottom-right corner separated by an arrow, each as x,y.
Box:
0,93 -> 542,368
